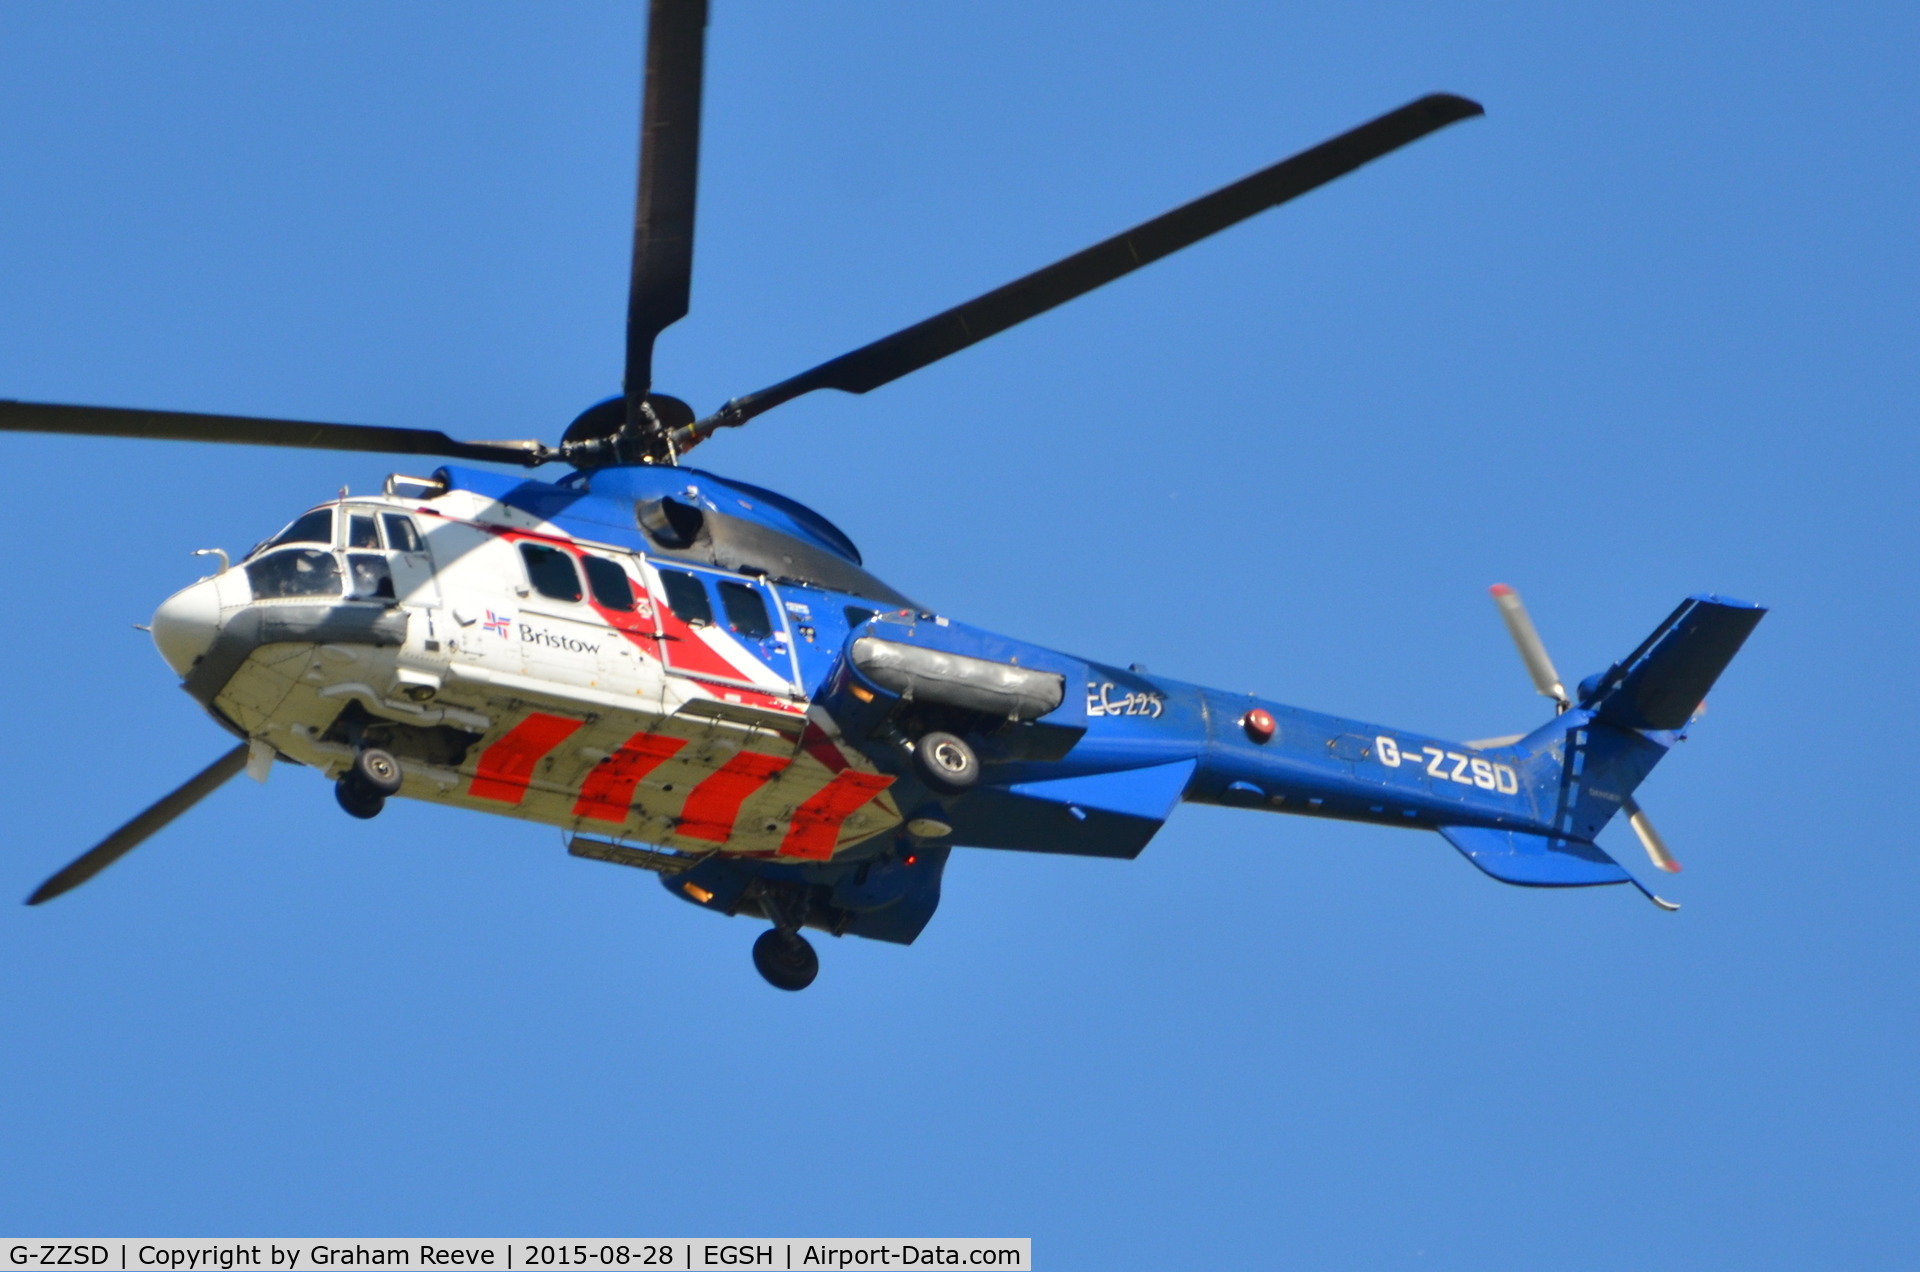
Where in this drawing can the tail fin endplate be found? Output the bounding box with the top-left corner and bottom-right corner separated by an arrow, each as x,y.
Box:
1437,825 -> 1632,887
1577,594 -> 1765,732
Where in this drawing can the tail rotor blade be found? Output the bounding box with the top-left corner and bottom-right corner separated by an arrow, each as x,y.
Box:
1623,795 -> 1682,874
1489,583 -> 1569,710
26,744 -> 249,905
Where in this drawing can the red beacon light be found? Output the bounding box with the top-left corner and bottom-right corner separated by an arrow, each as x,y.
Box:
1242,709 -> 1276,743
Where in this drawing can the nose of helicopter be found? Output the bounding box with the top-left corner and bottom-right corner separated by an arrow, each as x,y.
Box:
150,576 -> 224,676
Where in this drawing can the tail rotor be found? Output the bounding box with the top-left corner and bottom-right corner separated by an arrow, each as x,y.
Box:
1622,795 -> 1681,875
1487,584 -> 1682,875
1489,583 -> 1570,712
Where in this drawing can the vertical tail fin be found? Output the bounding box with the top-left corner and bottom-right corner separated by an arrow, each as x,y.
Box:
1439,594 -> 1764,896
1524,593 -> 1764,840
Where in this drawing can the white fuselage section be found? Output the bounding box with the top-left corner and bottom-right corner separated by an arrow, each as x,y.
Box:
154,489 -> 901,861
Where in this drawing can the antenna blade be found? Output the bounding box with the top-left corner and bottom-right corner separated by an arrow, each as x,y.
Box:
684,93 -> 1483,446
1489,583 -> 1569,708
26,745 -> 249,905
0,400 -> 553,466
1623,795 -> 1682,874
622,0 -> 709,421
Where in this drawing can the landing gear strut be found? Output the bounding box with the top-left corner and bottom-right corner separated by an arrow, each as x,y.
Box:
748,879 -> 819,991
335,746 -> 402,820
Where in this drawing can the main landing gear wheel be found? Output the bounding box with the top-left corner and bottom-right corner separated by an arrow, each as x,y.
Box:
351,747 -> 404,797
752,928 -> 819,992
915,730 -> 979,793
335,747 -> 401,820
334,774 -> 385,820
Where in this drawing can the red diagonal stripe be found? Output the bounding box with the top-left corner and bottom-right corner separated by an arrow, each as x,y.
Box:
468,712 -> 582,804
676,749 -> 791,844
572,731 -> 686,824
651,572 -> 767,684
779,771 -> 895,860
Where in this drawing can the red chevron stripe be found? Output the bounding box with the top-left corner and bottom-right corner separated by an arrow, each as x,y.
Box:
677,749 -> 791,844
801,722 -> 849,773
779,770 -> 895,860
572,731 -> 687,824
469,712 -> 582,804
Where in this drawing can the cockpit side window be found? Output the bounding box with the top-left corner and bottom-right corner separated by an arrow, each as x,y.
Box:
381,513 -> 422,553
519,542 -> 583,602
658,570 -> 713,626
246,548 -> 342,599
268,509 -> 334,549
582,555 -> 635,612
347,512 -> 381,549
347,553 -> 395,600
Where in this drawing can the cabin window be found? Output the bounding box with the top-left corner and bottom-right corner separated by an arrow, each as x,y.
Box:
381,513 -> 422,553
246,548 -> 342,599
718,581 -> 773,639
347,553 -> 395,600
519,543 -> 582,602
583,555 -> 635,611
268,509 -> 333,549
658,570 -> 713,626
347,513 -> 381,549
843,606 -> 877,631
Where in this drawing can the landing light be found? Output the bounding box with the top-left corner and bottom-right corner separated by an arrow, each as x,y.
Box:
393,668 -> 442,703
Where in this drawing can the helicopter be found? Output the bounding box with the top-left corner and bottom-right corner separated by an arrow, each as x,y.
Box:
2,1 -> 1763,990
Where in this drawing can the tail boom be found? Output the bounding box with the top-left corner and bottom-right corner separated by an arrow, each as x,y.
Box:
1181,593 -> 1764,895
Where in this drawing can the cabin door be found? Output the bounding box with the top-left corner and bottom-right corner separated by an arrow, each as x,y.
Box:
642,560 -> 803,700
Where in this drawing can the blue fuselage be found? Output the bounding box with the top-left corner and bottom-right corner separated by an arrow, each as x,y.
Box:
435,462 -> 1571,863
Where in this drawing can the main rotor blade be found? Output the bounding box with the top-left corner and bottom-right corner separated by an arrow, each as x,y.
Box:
26,744 -> 249,905
0,400 -> 554,466
1489,583 -> 1569,709
622,0 -> 709,422
1623,795 -> 1682,874
682,92 -> 1483,446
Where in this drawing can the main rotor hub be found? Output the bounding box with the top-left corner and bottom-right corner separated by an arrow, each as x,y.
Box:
560,393 -> 695,468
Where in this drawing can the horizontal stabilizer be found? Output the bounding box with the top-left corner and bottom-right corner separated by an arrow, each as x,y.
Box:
948,760 -> 1197,859
1580,595 -> 1765,732
1437,824 -> 1632,888
1008,760 -> 1196,822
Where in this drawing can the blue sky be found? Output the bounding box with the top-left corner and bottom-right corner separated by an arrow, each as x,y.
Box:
1,1 -> 1914,1266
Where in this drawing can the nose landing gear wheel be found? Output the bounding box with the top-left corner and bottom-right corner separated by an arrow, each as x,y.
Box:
915,730 -> 979,793
752,928 -> 819,991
